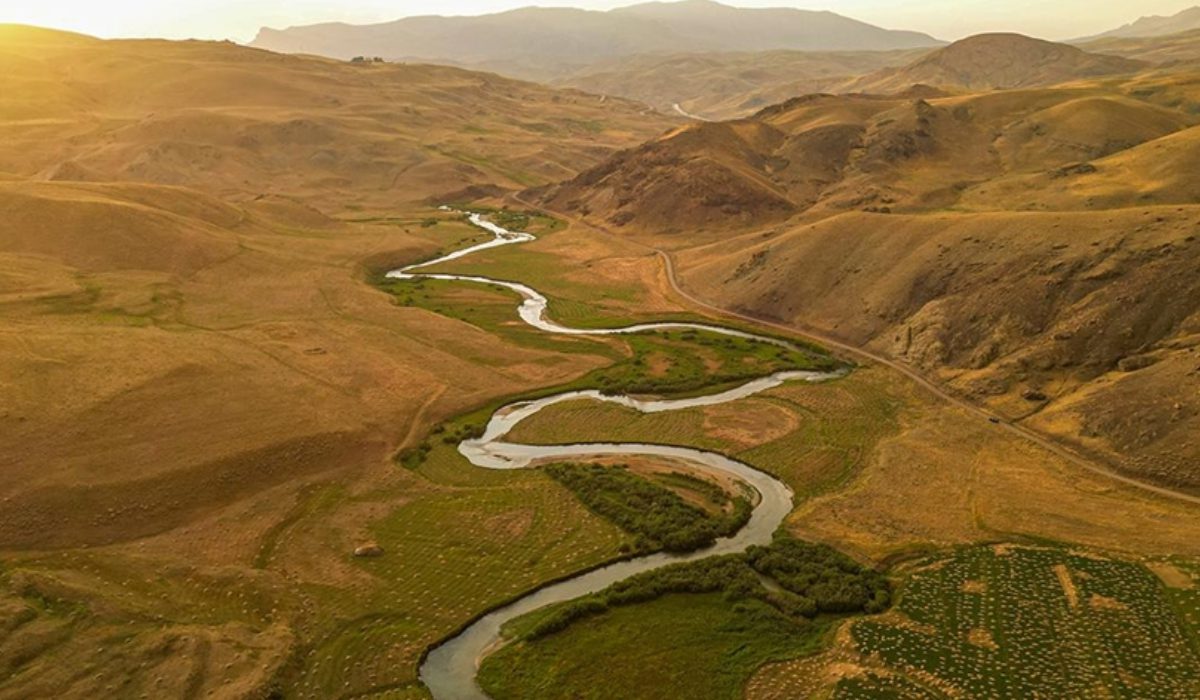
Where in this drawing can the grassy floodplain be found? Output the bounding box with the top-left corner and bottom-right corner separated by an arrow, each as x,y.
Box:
478,534 -> 891,700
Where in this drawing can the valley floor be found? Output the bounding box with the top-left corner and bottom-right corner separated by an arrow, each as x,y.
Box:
2,203 -> 1198,700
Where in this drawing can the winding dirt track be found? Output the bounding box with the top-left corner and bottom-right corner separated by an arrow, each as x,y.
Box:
516,196 -> 1200,508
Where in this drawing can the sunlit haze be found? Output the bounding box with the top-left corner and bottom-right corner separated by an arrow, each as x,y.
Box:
2,0 -> 1196,43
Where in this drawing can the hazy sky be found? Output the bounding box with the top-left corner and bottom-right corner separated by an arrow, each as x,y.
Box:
2,0 -> 1196,43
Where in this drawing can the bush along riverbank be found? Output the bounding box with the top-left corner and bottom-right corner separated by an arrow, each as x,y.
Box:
522,533 -> 891,641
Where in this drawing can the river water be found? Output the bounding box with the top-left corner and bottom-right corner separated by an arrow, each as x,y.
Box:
387,211 -> 838,699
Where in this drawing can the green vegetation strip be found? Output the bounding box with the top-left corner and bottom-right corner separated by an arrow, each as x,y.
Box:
381,278 -> 839,472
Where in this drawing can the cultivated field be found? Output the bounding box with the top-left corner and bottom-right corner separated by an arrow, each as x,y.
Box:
749,544 -> 1200,699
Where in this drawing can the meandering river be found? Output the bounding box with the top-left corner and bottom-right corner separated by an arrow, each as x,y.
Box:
388,211 -> 839,699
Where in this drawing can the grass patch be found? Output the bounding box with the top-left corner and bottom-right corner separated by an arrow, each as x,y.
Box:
378,277 -> 832,391
480,593 -> 828,700
592,328 -> 832,397
282,474 -> 633,697
543,463 -> 750,554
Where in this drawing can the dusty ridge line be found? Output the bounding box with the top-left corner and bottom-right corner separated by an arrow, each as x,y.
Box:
513,196 -> 1200,508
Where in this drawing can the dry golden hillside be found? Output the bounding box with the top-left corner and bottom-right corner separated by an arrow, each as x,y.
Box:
676,207 -> 1200,490
0,179 -> 639,697
0,181 -> 606,549
533,60 -> 1200,493
0,24 -> 675,213
3,17 -> 1200,700
0,24 -> 686,553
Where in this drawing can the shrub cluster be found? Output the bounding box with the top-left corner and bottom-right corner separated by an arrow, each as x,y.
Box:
437,422 -> 485,445
544,463 -> 749,553
473,207 -> 534,232
746,537 -> 891,614
396,422 -> 485,469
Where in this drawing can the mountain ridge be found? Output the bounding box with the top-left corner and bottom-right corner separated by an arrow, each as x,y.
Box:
248,0 -> 943,82
0,25 -> 674,211
1077,6 -> 1200,41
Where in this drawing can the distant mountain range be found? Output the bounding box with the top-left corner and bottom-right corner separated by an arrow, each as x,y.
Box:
562,32 -> 1152,121
1077,5 -> 1200,41
557,48 -> 927,120
248,0 -> 942,82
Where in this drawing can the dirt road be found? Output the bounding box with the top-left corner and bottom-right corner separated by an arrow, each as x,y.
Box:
515,196 -> 1200,508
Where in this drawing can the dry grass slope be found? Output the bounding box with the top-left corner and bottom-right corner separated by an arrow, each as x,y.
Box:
0,24 -> 675,213
537,53 -> 1200,492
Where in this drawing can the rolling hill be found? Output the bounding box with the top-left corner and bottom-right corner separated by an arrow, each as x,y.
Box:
0,27 -> 684,696
530,55 -> 1200,492
534,64 -> 1191,234
842,33 -> 1146,94
249,0 -> 941,83
4,11 -> 1200,700
0,24 -> 674,213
